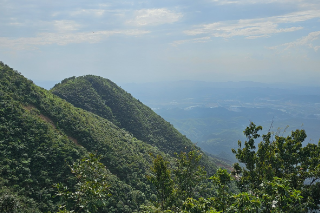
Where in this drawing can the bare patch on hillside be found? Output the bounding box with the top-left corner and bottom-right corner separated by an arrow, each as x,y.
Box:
24,104 -> 81,147
68,136 -> 80,146
24,104 -> 56,129
39,114 -> 56,129
23,104 -> 36,111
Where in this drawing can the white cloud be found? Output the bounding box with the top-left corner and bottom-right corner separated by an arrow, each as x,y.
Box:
184,10 -> 320,39
70,9 -> 106,17
269,31 -> 320,51
275,10 -> 320,23
53,20 -> 81,31
8,22 -> 24,26
127,8 -> 182,26
211,0 -> 319,6
0,29 -> 150,50
171,37 -> 211,46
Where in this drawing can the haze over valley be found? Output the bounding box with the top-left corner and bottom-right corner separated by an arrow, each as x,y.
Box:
123,81 -> 320,162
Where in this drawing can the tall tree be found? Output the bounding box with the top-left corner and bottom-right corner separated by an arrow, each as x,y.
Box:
55,153 -> 110,213
210,168 -> 233,212
147,154 -> 174,210
174,150 -> 207,202
232,122 -> 320,211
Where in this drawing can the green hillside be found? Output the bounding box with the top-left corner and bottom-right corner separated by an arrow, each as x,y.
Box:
1,62 -> 320,212
0,62 -> 223,212
51,75 -> 222,173
51,75 -> 194,155
0,62 -> 181,212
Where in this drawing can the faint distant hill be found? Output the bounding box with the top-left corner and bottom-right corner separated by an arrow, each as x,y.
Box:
121,80 -> 320,108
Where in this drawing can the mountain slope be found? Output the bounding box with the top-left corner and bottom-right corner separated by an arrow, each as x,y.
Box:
51,75 -> 222,173
52,75 -> 201,155
0,62 -> 173,212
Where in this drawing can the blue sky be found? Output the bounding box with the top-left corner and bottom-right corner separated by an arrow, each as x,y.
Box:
1,0 -> 320,87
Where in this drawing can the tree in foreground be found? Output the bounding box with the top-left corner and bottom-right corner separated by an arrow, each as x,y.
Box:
173,150 -> 207,202
145,123 -> 320,212
147,154 -> 174,210
55,153 -> 110,213
232,122 -> 320,211
143,150 -> 207,212
182,168 -> 260,213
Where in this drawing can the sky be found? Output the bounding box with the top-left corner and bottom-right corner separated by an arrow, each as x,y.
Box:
1,0 -> 320,87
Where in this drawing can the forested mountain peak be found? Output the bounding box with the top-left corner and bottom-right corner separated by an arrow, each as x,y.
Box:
51,74 -> 225,174
0,63 -> 176,212
0,62 -> 223,212
52,75 -> 198,156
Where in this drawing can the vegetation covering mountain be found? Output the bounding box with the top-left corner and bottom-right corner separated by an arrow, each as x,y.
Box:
0,62 -> 224,212
1,62 -> 320,212
51,75 -> 221,172
0,62 -> 182,212
51,75 -> 194,155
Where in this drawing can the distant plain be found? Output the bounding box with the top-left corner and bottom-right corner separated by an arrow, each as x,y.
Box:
122,81 -> 320,162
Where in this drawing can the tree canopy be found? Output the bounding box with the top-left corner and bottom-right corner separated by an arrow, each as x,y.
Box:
143,123 -> 320,212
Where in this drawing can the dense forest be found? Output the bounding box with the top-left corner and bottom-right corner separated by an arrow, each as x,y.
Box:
1,61 -> 320,212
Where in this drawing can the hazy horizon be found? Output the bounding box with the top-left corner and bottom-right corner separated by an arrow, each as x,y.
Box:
30,78 -> 320,91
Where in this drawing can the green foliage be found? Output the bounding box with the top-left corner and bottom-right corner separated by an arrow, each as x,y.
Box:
173,150 -> 207,202
51,75 -> 190,154
0,182 -> 40,213
227,192 -> 260,213
210,168 -> 232,212
145,150 -> 208,212
232,122 -> 320,211
55,153 -> 110,212
51,75 -> 218,177
6,61 -> 319,212
178,170 -> 303,213
51,76 -> 118,125
0,97 -> 82,212
258,177 -> 303,212
0,62 -> 180,212
147,154 -> 174,210
144,122 -> 320,212
182,197 -> 217,213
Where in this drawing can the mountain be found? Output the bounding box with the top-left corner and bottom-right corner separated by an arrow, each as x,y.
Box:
51,75 -> 195,155
0,62 -> 224,212
0,62 -> 173,212
50,75 -> 223,172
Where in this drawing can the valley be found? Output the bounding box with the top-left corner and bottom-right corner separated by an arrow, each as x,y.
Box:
122,81 -> 320,162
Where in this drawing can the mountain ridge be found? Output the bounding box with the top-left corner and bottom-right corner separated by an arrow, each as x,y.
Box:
52,75 -> 201,156
0,62 -> 227,212
0,62 -> 172,212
